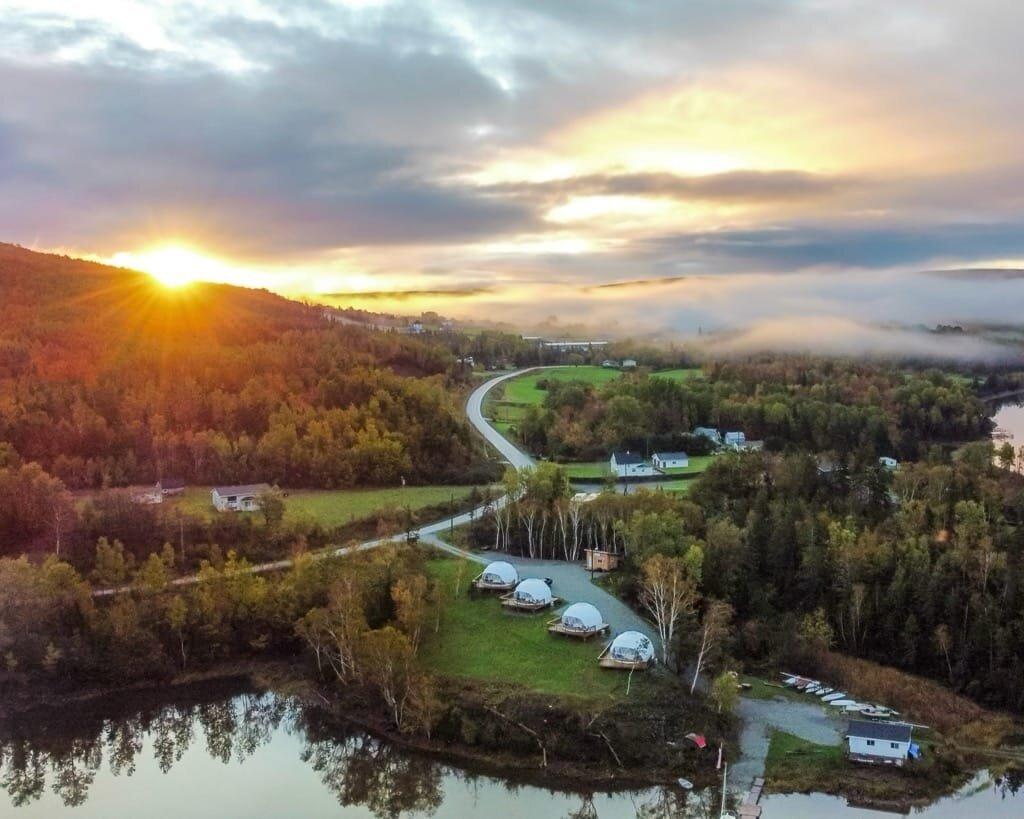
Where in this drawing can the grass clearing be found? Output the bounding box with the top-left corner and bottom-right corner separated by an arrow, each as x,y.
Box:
500,366 -> 623,407
420,557 -> 651,702
765,730 -> 844,789
659,455 -> 716,476
159,485 -> 481,526
651,368 -> 703,381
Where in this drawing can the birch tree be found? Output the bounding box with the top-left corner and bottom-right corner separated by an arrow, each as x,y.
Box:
638,554 -> 698,667
690,599 -> 733,694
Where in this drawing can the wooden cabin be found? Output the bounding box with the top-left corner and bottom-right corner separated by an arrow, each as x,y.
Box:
585,548 -> 621,572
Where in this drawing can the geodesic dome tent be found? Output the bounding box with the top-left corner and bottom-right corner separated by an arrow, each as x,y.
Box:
481,561 -> 518,586
559,602 -> 604,632
512,578 -> 553,605
610,631 -> 655,663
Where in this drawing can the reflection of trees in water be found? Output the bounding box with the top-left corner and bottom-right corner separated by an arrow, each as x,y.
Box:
633,785 -> 716,819
998,767 -> 1024,797
299,717 -> 443,818
0,692 -> 445,817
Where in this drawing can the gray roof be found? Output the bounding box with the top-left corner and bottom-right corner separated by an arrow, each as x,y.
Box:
213,483 -> 272,497
654,451 -> 688,460
847,720 -> 912,743
612,451 -> 643,465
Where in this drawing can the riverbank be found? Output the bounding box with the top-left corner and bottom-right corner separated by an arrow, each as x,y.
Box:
0,655 -> 732,793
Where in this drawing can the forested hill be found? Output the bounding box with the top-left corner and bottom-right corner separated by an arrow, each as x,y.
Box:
0,245 -> 485,534
0,243 -> 325,379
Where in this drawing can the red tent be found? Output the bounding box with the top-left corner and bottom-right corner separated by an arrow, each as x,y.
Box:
685,732 -> 707,749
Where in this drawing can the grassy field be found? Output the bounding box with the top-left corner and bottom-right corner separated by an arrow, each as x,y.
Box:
162,485 -> 481,526
651,368 -> 703,381
765,730 -> 844,789
420,557 -> 650,701
658,455 -> 716,475
501,365 -> 623,406
562,461 -> 613,479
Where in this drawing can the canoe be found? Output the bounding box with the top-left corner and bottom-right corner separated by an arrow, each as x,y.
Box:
843,703 -> 867,712
816,687 -> 834,696
677,778 -> 694,790
822,692 -> 847,702
829,699 -> 858,708
860,707 -> 894,719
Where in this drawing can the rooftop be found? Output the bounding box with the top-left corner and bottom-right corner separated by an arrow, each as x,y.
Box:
213,483 -> 272,496
654,451 -> 688,460
612,451 -> 643,465
847,720 -> 912,743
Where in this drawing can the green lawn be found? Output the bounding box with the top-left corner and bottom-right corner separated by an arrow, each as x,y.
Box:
651,368 -> 703,381
163,485 -> 481,526
562,461 -> 613,479
501,366 -> 623,406
765,730 -> 844,788
420,557 -> 650,701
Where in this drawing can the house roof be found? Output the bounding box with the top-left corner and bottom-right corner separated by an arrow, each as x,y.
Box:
847,720 -> 912,743
213,483 -> 272,497
654,451 -> 688,460
612,451 -> 643,465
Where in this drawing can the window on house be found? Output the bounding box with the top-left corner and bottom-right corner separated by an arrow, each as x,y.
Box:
890,742 -> 899,749
866,740 -> 875,746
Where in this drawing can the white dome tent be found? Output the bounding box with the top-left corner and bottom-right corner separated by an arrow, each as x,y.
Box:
548,602 -> 609,639
501,577 -> 559,611
599,631 -> 655,669
473,560 -> 519,591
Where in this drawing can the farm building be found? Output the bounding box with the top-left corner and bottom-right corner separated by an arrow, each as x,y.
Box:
847,721 -> 915,766
599,631 -> 655,669
694,427 -> 722,445
501,578 -> 558,611
652,451 -> 688,470
723,431 -> 746,447
879,456 -> 899,470
585,548 -> 621,572
621,359 -> 637,369
548,602 -> 608,639
158,477 -> 186,496
473,560 -> 518,591
211,483 -> 272,512
610,451 -> 658,478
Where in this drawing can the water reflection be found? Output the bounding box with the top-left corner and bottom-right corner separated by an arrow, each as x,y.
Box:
0,685 -> 716,818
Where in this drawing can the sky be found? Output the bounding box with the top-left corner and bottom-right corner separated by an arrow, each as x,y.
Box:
4,0 -> 1024,350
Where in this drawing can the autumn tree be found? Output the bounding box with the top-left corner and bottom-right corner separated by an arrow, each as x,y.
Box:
638,553 -> 699,667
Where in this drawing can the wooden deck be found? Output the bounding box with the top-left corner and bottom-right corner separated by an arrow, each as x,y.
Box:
499,593 -> 560,612
596,641 -> 651,670
471,573 -> 516,593
737,777 -> 764,817
546,617 -> 609,639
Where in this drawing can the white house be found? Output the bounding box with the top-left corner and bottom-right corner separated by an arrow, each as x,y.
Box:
211,483 -> 272,512
610,452 -> 658,478
847,721 -> 913,766
694,427 -> 722,445
879,456 -> 899,470
621,359 -> 637,369
724,431 -> 746,447
652,451 -> 689,470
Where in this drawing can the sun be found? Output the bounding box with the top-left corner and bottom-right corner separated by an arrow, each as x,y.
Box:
109,245 -> 223,288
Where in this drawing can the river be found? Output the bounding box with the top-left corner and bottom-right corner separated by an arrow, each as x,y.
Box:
2,685 -> 1022,819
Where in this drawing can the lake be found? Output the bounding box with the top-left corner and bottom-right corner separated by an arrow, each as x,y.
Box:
2,685 -> 1022,818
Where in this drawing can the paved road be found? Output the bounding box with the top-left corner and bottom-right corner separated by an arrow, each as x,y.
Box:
465,368 -> 546,469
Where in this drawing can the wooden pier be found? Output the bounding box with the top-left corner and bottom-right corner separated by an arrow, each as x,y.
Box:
737,777 -> 764,817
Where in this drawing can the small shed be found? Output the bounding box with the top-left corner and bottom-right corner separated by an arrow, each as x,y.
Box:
585,548 -> 621,572
724,431 -> 746,447
473,560 -> 519,592
879,456 -> 899,470
501,578 -> 559,611
847,720 -> 913,766
599,631 -> 655,670
548,602 -> 608,639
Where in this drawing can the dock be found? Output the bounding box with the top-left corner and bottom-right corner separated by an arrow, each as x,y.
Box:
737,777 -> 764,817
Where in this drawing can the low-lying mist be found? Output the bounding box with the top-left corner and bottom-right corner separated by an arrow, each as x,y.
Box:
331,267 -> 1024,362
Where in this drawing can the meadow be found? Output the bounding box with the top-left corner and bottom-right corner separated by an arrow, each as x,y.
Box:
163,485 -> 482,526
419,557 -> 649,701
